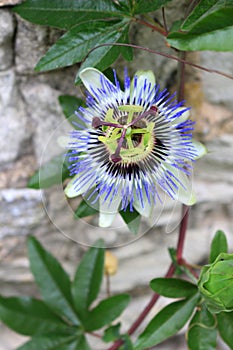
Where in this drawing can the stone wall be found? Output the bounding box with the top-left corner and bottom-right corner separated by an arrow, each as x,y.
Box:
0,4 -> 233,350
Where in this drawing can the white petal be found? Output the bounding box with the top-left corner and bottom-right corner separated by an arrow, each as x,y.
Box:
64,174 -> 91,198
98,192 -> 121,227
79,67 -> 116,96
133,191 -> 154,218
130,70 -> 156,102
99,212 -> 117,228
135,70 -> 156,86
170,107 -> 190,125
192,140 -> 207,159
161,164 -> 196,206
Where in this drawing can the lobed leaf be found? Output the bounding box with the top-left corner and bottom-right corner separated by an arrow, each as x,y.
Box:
150,278 -> 198,298
35,20 -> 129,72
72,243 -> 104,319
85,294 -> 130,331
13,0 -> 128,30
0,296 -> 70,336
134,293 -> 200,350
17,333 -> 82,350
187,305 -> 217,350
28,237 -> 79,325
75,22 -> 130,84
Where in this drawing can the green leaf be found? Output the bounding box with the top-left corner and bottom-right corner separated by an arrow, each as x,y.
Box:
103,323 -> 121,343
120,30 -> 133,61
27,153 -> 70,189
28,237 -> 79,325
167,26 -> 233,51
119,335 -> 134,350
13,0 -> 128,30
133,0 -> 173,14
181,0 -> 233,33
134,293 -> 200,350
150,278 -> 198,298
36,20 -> 129,72
120,206 -> 141,235
168,1 -> 233,53
217,311 -> 233,349
17,333 -> 82,350
85,294 -> 130,331
58,95 -> 85,129
187,305 -> 217,350
74,199 -> 99,219
72,243 -> 104,319
75,44 -> 120,85
0,296 -> 70,336
209,230 -> 228,263
75,23 -> 130,84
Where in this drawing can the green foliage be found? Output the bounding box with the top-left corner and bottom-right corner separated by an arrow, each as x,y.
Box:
58,95 -> 86,129
120,206 -> 141,234
209,230 -> 228,263
0,296 -> 71,336
134,293 -> 200,350
27,153 -> 70,189
187,305 -> 217,350
0,237 -> 130,349
36,19 -> 130,73
167,0 -> 233,51
132,0 -> 173,14
28,237 -> 79,325
9,0 -> 233,349
217,311 -> 233,349
150,278 -> 198,298
198,252 -> 233,314
74,199 -> 99,219
85,295 -> 130,331
13,0 -> 130,29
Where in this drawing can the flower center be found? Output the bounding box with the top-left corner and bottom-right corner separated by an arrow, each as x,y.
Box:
92,105 -> 157,163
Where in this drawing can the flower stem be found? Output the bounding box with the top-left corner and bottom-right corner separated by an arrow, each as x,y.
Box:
133,17 -> 167,36
177,205 -> 189,261
107,263 -> 175,350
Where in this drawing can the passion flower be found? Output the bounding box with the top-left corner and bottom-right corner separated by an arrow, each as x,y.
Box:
65,68 -> 206,227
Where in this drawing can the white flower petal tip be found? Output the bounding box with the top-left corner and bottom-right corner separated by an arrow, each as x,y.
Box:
64,175 -> 79,198
134,70 -> 156,86
170,107 -> 190,124
99,212 -> 117,228
192,140 -> 208,159
133,196 -> 153,218
64,174 -> 90,198
79,67 -> 115,95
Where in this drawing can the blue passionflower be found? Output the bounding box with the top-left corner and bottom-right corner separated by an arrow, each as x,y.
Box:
65,68 -> 206,227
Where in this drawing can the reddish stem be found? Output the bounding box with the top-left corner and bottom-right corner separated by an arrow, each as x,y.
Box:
177,205 -> 189,261
133,17 -> 167,36
108,263 -> 175,350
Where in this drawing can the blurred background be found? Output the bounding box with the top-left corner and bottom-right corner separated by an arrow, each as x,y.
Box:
0,1 -> 233,349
